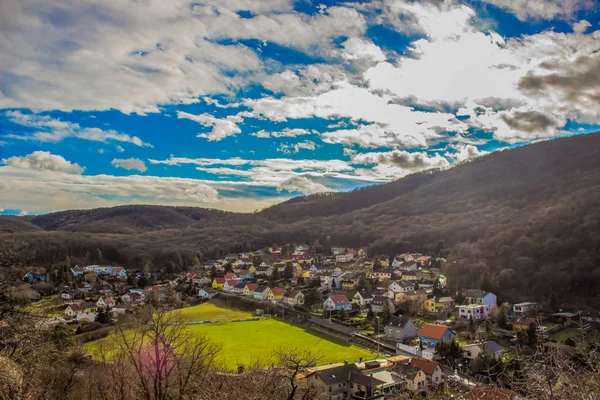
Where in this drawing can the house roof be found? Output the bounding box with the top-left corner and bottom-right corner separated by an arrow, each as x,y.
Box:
234,283 -> 246,289
224,272 -> 237,279
387,316 -> 412,329
418,324 -> 452,340
213,278 -> 225,284
356,290 -> 372,299
271,288 -> 286,296
409,358 -> 440,376
438,297 -> 454,303
327,295 -> 350,305
201,288 -> 217,293
245,283 -> 258,291
254,286 -> 270,294
371,296 -> 389,305
464,289 -> 484,298
393,363 -> 422,380
467,386 -> 518,400
284,290 -> 301,299
461,341 -> 503,353
312,364 -> 361,385
349,371 -> 385,387
67,303 -> 85,311
398,281 -> 414,288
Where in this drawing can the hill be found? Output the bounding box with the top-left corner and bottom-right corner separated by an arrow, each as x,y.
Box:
1,133 -> 600,305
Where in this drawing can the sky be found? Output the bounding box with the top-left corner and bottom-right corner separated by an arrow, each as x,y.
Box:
1,0 -> 600,215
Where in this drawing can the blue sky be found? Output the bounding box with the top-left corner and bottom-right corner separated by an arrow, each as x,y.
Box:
1,0 -> 600,215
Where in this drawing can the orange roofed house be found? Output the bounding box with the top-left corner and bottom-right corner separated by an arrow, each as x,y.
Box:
418,324 -> 455,352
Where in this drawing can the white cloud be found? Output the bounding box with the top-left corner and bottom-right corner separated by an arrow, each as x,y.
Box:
447,144 -> 489,162
277,141 -> 317,154
116,145 -> 125,152
2,151 -> 84,174
5,111 -> 150,146
111,158 -> 147,173
177,111 -> 242,141
573,20 -> 592,34
477,0 -> 593,21
340,37 -> 386,62
252,128 -> 313,138
277,176 -> 330,195
0,0 -> 365,113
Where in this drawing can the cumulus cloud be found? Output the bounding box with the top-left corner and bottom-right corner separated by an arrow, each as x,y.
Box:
500,109 -> 561,133
477,0 -> 593,21
277,176 -> 330,195
351,150 -> 450,171
2,151 -> 84,174
177,111 -> 242,141
5,111 -> 150,146
111,158 -> 147,173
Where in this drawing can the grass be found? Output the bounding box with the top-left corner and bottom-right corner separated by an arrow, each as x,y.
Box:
85,300 -> 375,370
552,327 -> 580,343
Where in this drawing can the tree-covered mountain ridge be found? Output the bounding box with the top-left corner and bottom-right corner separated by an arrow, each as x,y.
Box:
2,132 -> 600,305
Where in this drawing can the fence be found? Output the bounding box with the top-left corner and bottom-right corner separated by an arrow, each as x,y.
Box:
396,343 -> 435,359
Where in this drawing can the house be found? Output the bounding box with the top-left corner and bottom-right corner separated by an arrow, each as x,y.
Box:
193,276 -> 211,286
462,341 -> 503,362
186,272 -> 198,282
282,290 -> 304,306
331,271 -> 345,288
513,302 -> 538,316
232,283 -> 246,295
253,286 -> 272,301
384,316 -> 418,343
418,324 -> 455,351
401,271 -> 418,281
238,270 -> 254,281
71,266 -> 85,277
358,248 -> 367,258
459,304 -> 490,320
464,289 -> 497,307
353,290 -> 374,308
513,317 -> 536,331
306,362 -> 385,400
340,273 -> 360,290
335,253 -> 354,263
393,363 -> 427,392
399,262 -> 418,272
270,287 -> 286,302
243,283 -> 258,296
370,269 -> 393,281
371,296 -> 395,314
415,255 -> 431,265
212,278 -> 226,290
60,291 -> 73,301
223,279 -> 237,292
320,275 -> 333,288
64,303 -> 85,317
254,265 -> 273,277
96,296 -> 115,309
323,295 -> 352,311
198,287 -> 217,300
24,271 -> 46,281
331,247 -> 347,255
389,281 -> 413,294
467,386 -> 521,400
120,293 -> 131,304
424,296 -> 455,313
224,272 -> 238,281
410,358 -> 443,385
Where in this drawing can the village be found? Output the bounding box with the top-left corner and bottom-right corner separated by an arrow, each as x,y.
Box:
9,243 -> 600,400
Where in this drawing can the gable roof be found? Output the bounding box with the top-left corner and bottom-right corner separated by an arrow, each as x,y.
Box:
213,278 -> 225,284
371,296 -> 390,305
418,324 -> 452,340
67,303 -> 85,312
356,290 -> 372,299
387,316 -> 412,329
245,283 -> 258,291
254,285 -> 270,294
327,295 -> 350,305
271,288 -> 286,296
312,364 -> 361,385
463,341 -> 503,353
464,289 -> 484,298
349,371 -> 385,388
409,358 -> 440,376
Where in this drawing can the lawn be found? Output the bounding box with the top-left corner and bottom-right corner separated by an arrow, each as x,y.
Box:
85,301 -> 375,371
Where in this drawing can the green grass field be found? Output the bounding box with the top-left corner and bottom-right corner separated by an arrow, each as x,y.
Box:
85,300 -> 374,370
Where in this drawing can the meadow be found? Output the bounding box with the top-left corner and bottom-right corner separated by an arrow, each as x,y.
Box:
85,300 -> 374,370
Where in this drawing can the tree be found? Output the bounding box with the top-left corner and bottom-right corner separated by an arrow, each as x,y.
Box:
96,309 -> 111,325
357,276 -> 371,292
271,268 -> 281,281
550,293 -> 559,313
338,308 -> 346,322
331,279 -> 336,289
527,322 -> 537,346
127,275 -> 136,287
99,306 -> 220,400
138,275 -> 149,288
381,300 -> 392,324
435,339 -> 461,368
303,288 -> 321,308
210,266 -> 218,280
283,265 -> 293,280
432,277 -> 444,296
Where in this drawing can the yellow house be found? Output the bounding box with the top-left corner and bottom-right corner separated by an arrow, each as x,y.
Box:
424,298 -> 443,313
293,264 -> 303,277
271,288 -> 286,301
212,278 -> 225,289
399,366 -> 427,392
232,259 -> 245,267
267,290 -> 275,301
301,270 -> 311,279
243,283 -> 258,296
358,248 -> 367,258
248,265 -> 256,274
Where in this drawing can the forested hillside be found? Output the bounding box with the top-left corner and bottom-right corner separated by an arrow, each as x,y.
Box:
2,133 -> 600,306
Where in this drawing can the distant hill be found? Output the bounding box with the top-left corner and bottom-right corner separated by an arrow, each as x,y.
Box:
1,132 -> 600,306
